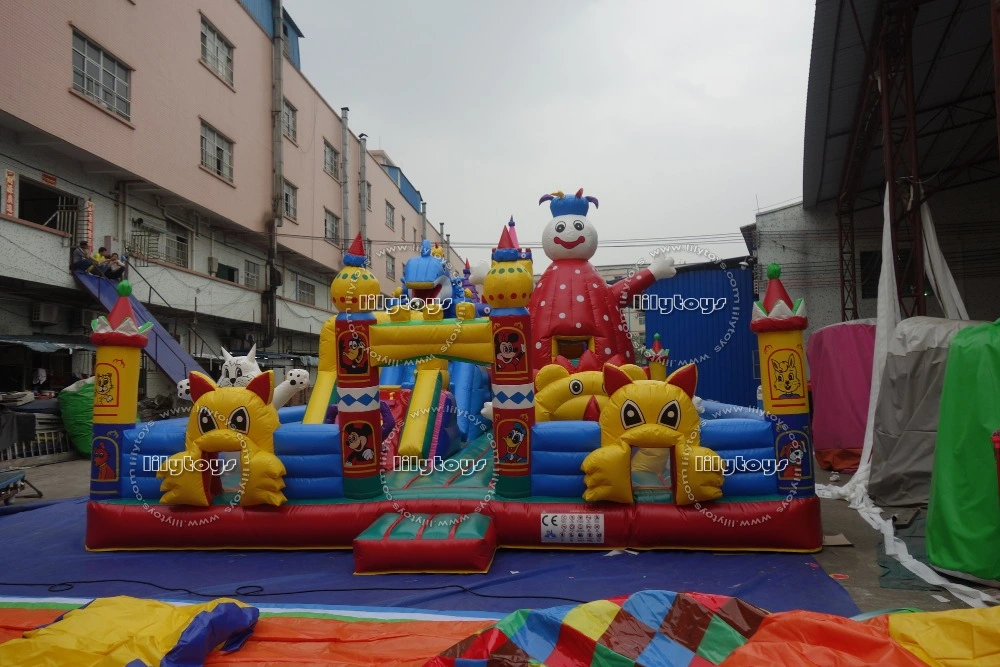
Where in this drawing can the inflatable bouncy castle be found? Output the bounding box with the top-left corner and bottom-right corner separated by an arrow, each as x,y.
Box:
85,191 -> 822,572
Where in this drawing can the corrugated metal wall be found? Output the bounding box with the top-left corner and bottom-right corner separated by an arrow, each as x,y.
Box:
383,166 -> 423,213
240,0 -> 274,36
239,0 -> 302,69
643,260 -> 758,406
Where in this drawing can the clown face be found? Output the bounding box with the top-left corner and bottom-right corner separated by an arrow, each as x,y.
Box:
542,215 -> 598,261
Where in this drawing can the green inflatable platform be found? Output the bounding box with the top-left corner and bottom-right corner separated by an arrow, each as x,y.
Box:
926,319 -> 1000,585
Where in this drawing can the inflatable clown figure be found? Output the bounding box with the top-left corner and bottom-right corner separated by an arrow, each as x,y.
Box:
529,189 -> 677,370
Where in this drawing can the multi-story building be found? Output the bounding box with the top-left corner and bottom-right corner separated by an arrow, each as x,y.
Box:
0,0 -> 464,398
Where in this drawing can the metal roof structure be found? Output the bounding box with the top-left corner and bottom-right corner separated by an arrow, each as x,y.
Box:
801,0 -> 999,319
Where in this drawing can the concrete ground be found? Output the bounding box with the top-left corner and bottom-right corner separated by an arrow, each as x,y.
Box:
5,458 -> 997,614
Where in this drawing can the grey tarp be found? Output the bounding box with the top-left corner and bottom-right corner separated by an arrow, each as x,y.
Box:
869,317 -> 986,507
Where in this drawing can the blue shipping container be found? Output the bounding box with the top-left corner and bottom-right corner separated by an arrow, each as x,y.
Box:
643,258 -> 757,406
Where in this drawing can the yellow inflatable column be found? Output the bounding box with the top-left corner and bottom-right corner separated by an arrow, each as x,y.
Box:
751,263 -> 814,496
89,281 -> 150,499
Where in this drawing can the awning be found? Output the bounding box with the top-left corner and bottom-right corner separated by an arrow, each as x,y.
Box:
0,336 -> 95,353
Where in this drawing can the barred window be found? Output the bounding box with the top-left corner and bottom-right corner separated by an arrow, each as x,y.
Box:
283,180 -> 297,220
200,122 -> 233,181
281,98 -> 296,141
324,209 -> 341,243
385,202 -> 395,230
323,141 -> 340,179
72,31 -> 131,120
297,279 -> 315,305
200,18 -> 233,85
245,260 -> 260,289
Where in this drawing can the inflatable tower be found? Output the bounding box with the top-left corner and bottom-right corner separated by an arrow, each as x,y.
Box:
483,226 -> 534,498
750,264 -> 813,496
330,234 -> 382,499
89,281 -> 151,499
644,333 -> 669,381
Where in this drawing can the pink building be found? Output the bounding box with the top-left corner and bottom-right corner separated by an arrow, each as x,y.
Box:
0,0 -> 464,398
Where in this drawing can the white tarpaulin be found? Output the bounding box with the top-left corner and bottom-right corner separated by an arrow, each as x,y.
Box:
817,186 -> 994,607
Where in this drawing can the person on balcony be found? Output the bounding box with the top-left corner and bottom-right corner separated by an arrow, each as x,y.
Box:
105,253 -> 125,281
70,241 -> 105,275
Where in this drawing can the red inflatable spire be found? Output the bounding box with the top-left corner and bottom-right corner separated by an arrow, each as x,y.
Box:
497,226 -> 515,250
583,396 -> 601,422
107,281 -> 140,330
347,233 -> 366,257
761,263 -> 794,313
507,216 -> 520,248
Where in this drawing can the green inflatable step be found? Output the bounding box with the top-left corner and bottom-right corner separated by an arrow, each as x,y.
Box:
926,319 -> 1000,584
353,512 -> 496,574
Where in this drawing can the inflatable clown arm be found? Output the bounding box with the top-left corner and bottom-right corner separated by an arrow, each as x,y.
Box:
649,254 -> 677,280
469,260 -> 490,287
610,267 -> 659,308
271,369 -> 310,409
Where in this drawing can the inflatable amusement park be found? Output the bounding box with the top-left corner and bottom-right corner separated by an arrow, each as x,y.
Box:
84,189 -> 823,558
0,189 -> 997,666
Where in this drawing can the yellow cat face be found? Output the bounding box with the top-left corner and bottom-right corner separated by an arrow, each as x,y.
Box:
534,363 -> 647,421
599,363 -> 700,449
186,371 -> 279,454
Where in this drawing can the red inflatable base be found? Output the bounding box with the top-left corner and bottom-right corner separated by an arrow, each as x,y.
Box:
353,513 -> 497,574
86,496 -> 822,552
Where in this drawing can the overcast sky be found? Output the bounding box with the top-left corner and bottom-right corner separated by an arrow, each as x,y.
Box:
288,0 -> 815,269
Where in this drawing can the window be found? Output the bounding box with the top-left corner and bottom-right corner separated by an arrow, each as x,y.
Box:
281,98 -> 296,141
323,141 -> 340,179
361,181 -> 372,210
283,180 -> 297,220
385,202 -> 395,230
413,227 -> 417,243
860,251 -> 880,299
200,18 -> 233,85
401,216 -> 405,239
72,31 -> 131,120
200,122 -> 233,181
324,209 -> 340,244
297,279 -> 315,305
245,260 -> 260,289
386,253 -> 396,281
216,262 -> 238,283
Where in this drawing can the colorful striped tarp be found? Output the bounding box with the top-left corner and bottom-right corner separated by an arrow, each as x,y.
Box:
427,590 -> 768,666
1,593 -> 998,665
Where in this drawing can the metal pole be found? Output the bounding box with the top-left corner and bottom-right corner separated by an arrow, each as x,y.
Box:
992,0 -> 1000,158
420,201 -> 427,244
902,6 -> 925,316
263,0 -> 283,348
359,133 -> 368,260
341,107 -> 350,254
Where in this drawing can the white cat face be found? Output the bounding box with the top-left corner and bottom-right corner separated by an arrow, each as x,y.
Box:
218,344 -> 261,388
